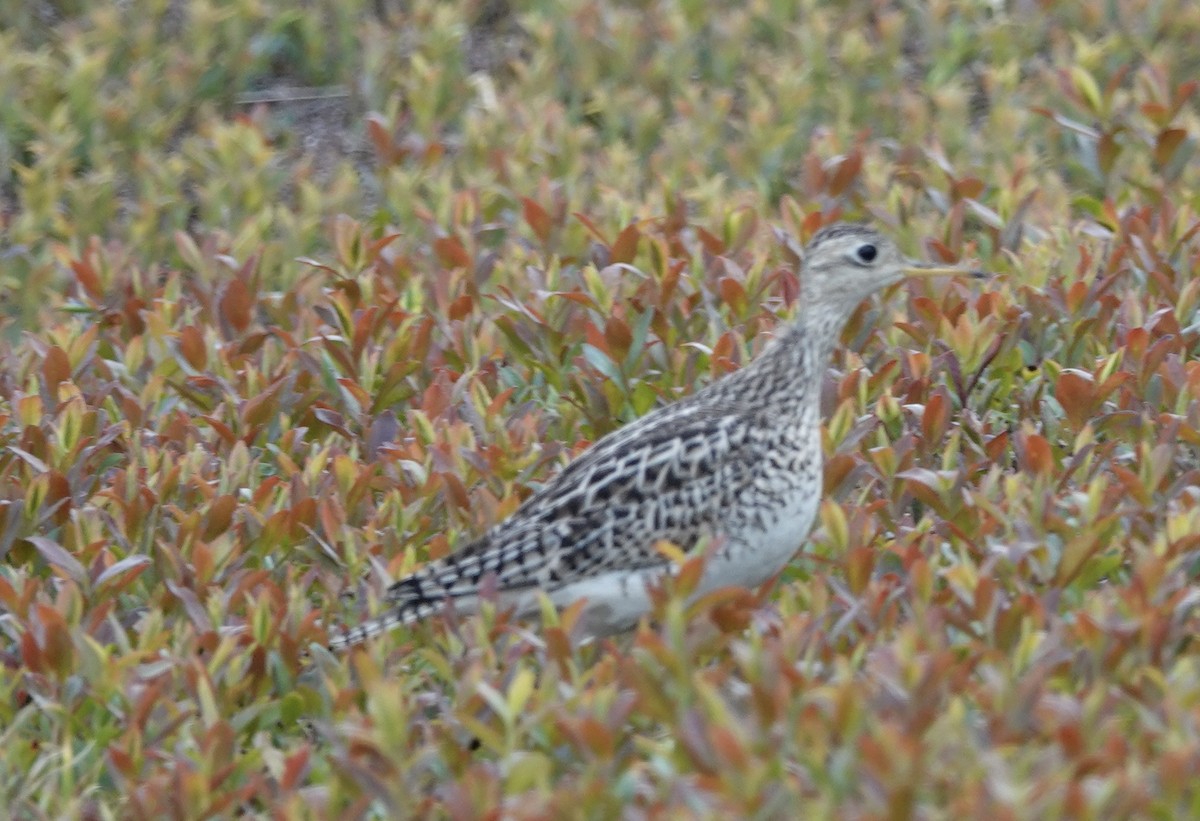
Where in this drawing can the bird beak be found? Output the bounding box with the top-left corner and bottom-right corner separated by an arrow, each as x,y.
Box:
903,261 -> 989,280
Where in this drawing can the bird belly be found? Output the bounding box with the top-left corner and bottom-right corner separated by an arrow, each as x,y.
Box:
542,569 -> 661,638
703,487 -> 820,590
533,491 -> 819,639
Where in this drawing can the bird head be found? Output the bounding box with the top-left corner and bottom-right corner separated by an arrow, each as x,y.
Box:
799,223 -> 986,315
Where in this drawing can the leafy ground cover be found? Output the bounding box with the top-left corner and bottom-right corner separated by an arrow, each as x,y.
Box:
2,0 -> 1200,816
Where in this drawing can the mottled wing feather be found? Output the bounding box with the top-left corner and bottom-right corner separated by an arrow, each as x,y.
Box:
329,403 -> 756,648
424,404 -> 753,591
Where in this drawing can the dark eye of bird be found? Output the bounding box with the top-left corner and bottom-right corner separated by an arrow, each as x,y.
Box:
856,244 -> 877,263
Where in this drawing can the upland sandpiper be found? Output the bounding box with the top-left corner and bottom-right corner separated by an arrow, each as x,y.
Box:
330,223 -> 984,649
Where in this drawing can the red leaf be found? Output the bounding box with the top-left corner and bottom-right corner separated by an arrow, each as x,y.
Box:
36,602 -> 74,677
611,223 -> 640,265
922,389 -> 950,444
242,379 -> 285,428
777,267 -> 800,307
202,494 -> 238,540
433,236 -> 472,269
718,276 -> 746,312
21,630 -> 44,674
365,113 -> 397,163
441,473 -> 471,510
522,198 -> 553,244
952,176 -> 985,200
1016,429 -> 1054,476
220,279 -> 253,333
1055,370 -> 1095,429
827,151 -> 862,196
1155,128 -> 1188,168
1172,80 -> 1198,116
107,745 -> 136,778
695,227 -> 725,256
179,325 -> 207,370
447,293 -> 473,320
984,431 -> 1008,461
281,746 -> 311,791
70,255 -> 103,299
572,211 -> 609,245
43,346 -> 71,389
604,316 -> 632,357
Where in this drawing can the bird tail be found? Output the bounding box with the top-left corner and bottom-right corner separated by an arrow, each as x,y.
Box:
327,597 -> 443,650
328,557 -> 496,650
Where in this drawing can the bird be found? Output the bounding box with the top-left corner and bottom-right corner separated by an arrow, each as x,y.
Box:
329,222 -> 985,650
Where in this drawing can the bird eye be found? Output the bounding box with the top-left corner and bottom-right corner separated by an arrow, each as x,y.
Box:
856,244 -> 877,263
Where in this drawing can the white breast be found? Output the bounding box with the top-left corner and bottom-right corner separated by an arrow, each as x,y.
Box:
533,487 -> 819,640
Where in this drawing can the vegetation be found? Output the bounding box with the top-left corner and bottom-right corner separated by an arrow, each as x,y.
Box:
3,0 -> 1200,816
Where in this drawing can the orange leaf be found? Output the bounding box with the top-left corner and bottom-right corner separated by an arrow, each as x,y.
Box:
37,602 -> 74,678
827,151 -> 862,196
69,255 -> 103,299
281,746 -> 311,791
921,389 -> 950,444
487,387 -> 515,416
220,279 -> 253,333
611,223 -> 640,265
673,553 -> 705,596
448,293 -> 473,320
427,534 -> 450,560
577,717 -> 614,758
1155,128 -> 1188,168
952,176 -> 986,200
845,546 -> 875,596
1064,280 -> 1089,314
718,277 -> 746,312
202,494 -> 237,540
45,471 -> 71,524
242,379 -> 285,428
367,114 -> 399,163
21,630 -> 44,674
522,198 -> 553,244
823,453 -> 859,494
43,346 -> 70,389
803,153 -> 826,194
441,473 -> 471,510
433,236 -> 471,269
778,268 -> 800,307
1055,370 -> 1095,429
711,330 -> 736,373
107,745 -> 136,778
179,325 -> 207,369
604,316 -> 632,357
572,211 -> 608,245
695,227 -> 725,255
983,431 -> 1008,461
1016,429 -> 1054,476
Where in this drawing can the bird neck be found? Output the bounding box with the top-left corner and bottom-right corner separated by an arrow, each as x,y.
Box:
744,301 -> 848,412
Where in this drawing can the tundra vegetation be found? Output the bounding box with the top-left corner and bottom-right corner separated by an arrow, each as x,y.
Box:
2,0 -> 1200,817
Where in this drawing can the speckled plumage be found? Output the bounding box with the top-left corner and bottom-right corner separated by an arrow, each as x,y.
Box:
330,224 -> 982,649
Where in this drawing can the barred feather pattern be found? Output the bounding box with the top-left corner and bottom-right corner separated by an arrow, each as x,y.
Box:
329,224 -> 917,649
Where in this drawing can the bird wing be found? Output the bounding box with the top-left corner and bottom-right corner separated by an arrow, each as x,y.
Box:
391,402 -> 755,602
328,402 -> 758,650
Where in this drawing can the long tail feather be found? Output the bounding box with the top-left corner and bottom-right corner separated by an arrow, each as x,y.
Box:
328,598 -> 443,650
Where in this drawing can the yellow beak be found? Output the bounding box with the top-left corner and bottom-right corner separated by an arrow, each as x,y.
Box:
903,262 -> 989,280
